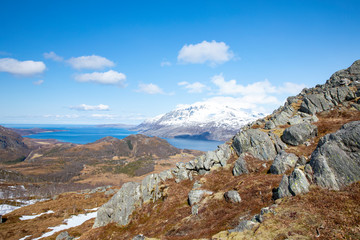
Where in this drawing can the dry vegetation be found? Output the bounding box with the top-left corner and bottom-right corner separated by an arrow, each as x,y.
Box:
80,157 -> 282,240
214,182 -> 360,239
0,189 -> 117,240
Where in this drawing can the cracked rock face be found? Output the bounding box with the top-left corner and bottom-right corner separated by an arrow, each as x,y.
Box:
269,151 -> 299,175
281,122 -> 318,146
310,121 -> 360,190
232,129 -> 277,161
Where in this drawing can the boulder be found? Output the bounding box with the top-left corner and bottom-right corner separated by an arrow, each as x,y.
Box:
232,156 -> 249,176
158,169 -> 173,181
273,167 -> 310,200
172,162 -> 190,182
93,182 -> 142,228
281,123 -> 318,146
288,168 -> 310,195
299,93 -> 334,115
229,220 -> 257,233
132,235 -> 145,240
310,121 -> 360,190
141,174 -> 162,203
224,190 -> 241,203
272,175 -> 291,200
56,231 -> 74,240
269,151 -> 299,174
232,129 -> 277,161
188,189 -> 213,206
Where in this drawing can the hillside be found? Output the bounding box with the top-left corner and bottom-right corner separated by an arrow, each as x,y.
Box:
1,60 -> 360,240
0,126 -> 30,164
133,101 -> 265,141
0,133 -> 202,185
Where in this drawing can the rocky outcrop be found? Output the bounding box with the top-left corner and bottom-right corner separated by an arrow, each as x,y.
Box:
273,167 -> 310,200
224,190 -> 241,203
232,129 -> 278,161
56,231 -> 74,240
94,172 -> 172,228
232,155 -> 249,176
269,151 -> 299,174
310,121 -> 360,190
174,144 -> 232,182
281,122 -> 318,146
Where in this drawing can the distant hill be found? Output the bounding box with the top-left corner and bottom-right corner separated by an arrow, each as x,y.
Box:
133,101 -> 265,141
0,126 -> 30,163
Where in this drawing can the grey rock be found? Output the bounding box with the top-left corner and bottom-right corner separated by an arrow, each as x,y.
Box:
192,180 -> 202,189
132,234 -> 145,240
268,132 -> 287,154
224,190 -> 241,203
141,173 -> 162,203
288,115 -> 303,125
93,182 -> 142,228
269,151 -> 299,174
188,189 -> 213,206
288,168 -> 310,196
300,93 -> 334,115
158,169 -> 173,181
232,156 -> 249,176
105,189 -> 115,196
272,175 -> 291,200
351,103 -> 360,111
172,162 -> 190,182
229,220 -> 257,233
232,129 -> 277,161
297,156 -> 307,166
281,123 -> 318,146
191,204 -> 199,215
265,120 -> 276,129
215,144 -> 232,166
56,231 -> 74,240
310,121 -> 360,190
304,164 -> 313,183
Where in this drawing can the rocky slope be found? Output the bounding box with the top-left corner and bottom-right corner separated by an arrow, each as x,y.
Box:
133,101 -> 265,141
86,60 -> 360,239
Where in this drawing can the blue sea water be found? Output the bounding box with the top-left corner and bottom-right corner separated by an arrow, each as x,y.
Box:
3,124 -> 223,152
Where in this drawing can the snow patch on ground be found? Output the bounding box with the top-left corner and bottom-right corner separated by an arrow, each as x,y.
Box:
19,235 -> 32,240
32,211 -> 97,239
0,198 -> 48,215
20,210 -> 54,220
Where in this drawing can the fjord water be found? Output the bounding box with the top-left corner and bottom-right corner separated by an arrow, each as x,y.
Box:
4,124 -> 223,152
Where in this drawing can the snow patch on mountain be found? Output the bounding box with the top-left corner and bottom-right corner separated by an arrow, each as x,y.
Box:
134,100 -> 265,141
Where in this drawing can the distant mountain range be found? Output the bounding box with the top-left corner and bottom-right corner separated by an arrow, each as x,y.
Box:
132,101 -> 265,141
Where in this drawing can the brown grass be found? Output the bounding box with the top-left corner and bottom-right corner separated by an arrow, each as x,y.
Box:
82,158 -> 282,240
0,190 -> 114,240
225,182 -> 360,240
287,106 -> 360,158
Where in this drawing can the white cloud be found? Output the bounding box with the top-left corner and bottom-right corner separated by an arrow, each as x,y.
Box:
70,104 -> 110,111
209,74 -> 308,112
33,80 -> 44,85
43,114 -> 80,119
178,81 -> 207,93
278,82 -> 306,95
178,40 -> 234,66
0,58 -> 46,76
67,55 -> 114,70
160,60 -> 171,67
136,83 -> 165,94
75,70 -> 126,86
43,51 -> 63,62
91,114 -> 117,119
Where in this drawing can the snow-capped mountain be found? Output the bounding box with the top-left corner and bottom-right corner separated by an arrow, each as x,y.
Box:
133,101 -> 265,141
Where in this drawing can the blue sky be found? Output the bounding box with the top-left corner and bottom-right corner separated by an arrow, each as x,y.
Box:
1,0 -> 359,125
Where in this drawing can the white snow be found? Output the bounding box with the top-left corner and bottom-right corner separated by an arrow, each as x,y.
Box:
20,210 -> 54,220
139,100 -> 265,130
19,235 -> 32,240
0,199 -> 48,215
32,211 -> 97,239
0,204 -> 21,215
